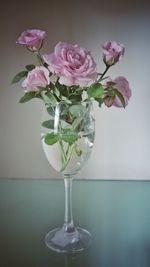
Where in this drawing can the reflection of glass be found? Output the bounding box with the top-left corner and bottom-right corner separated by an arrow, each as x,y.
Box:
41,101 -> 95,253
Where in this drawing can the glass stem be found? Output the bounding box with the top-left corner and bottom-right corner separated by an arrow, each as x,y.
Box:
63,177 -> 75,233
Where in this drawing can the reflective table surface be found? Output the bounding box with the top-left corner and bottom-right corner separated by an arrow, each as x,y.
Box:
0,179 -> 150,267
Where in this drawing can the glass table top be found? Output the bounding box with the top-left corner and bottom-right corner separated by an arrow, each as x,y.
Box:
0,178 -> 150,267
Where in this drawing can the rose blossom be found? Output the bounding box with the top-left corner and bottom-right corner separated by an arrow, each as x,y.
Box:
17,29 -> 46,51
22,66 -> 50,91
102,41 -> 125,66
104,76 -> 131,108
43,42 -> 97,86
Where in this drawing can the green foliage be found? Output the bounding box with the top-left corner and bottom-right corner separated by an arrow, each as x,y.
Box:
19,92 -> 37,103
25,64 -> 35,71
61,96 -> 72,104
61,129 -> 79,144
68,88 -> 82,102
42,120 -> 54,129
47,106 -> 55,116
55,81 -> 68,97
69,104 -> 86,117
71,117 -> 83,131
44,133 -> 59,145
87,83 -> 104,99
41,91 -> 57,105
12,71 -> 28,84
44,129 -> 79,146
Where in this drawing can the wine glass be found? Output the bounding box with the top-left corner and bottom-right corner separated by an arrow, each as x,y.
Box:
41,100 -> 95,253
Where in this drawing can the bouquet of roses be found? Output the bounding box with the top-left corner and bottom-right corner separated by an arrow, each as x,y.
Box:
12,29 -> 131,172
12,29 -> 131,108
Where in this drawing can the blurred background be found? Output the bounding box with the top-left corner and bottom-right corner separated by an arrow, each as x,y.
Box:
0,0 -> 150,180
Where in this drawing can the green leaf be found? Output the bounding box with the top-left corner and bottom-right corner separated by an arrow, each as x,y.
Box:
55,80 -> 67,95
41,91 -> 57,105
60,103 -> 71,120
68,91 -> 82,102
61,130 -> 79,144
49,82 -> 55,90
42,120 -> 54,129
37,86 -> 46,91
69,104 -> 86,117
60,120 -> 71,129
115,89 -> 126,108
47,106 -> 55,117
87,83 -> 104,98
61,96 -> 72,104
19,92 -> 36,103
25,64 -> 35,71
44,133 -> 59,145
54,87 -> 60,98
12,71 -> 28,84
71,117 -> 83,131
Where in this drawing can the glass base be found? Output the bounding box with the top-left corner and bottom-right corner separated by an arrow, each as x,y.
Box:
45,227 -> 92,253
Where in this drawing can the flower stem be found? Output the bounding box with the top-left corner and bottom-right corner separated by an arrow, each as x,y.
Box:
99,65 -> 110,81
59,140 -> 67,164
60,143 -> 75,172
35,51 -> 44,66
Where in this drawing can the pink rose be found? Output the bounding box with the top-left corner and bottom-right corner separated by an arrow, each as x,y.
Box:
22,66 -> 50,91
105,76 -> 131,108
113,76 -> 132,107
102,41 -> 125,66
43,42 -> 97,86
17,29 -> 46,51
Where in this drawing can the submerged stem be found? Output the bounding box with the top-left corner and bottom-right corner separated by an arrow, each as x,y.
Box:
59,140 -> 67,164
60,143 -> 76,172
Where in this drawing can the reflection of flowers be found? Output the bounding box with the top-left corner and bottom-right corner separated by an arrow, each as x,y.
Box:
13,28 -> 132,109
44,42 -> 97,87
22,66 -> 50,91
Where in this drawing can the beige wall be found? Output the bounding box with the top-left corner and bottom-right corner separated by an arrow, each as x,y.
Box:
0,0 -> 150,179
